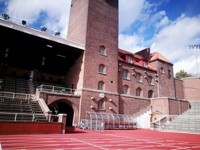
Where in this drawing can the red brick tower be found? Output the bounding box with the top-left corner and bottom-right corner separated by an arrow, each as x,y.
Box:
67,0 -> 119,120
150,52 -> 175,98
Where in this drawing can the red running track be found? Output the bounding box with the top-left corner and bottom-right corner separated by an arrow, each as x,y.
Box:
0,129 -> 200,150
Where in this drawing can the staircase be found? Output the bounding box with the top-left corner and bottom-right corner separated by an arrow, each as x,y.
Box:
30,100 -> 47,122
0,96 -> 47,122
160,101 -> 200,134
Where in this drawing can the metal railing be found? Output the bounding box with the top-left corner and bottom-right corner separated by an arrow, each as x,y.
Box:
0,112 -> 58,122
0,91 -> 32,101
38,84 -> 80,96
151,115 -> 200,133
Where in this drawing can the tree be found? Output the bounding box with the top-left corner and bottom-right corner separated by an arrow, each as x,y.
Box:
175,70 -> 192,79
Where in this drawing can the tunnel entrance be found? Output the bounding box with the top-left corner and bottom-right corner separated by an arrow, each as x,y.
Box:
49,101 -> 74,127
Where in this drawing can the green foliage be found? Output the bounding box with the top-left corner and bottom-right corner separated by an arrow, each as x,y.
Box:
175,70 -> 192,79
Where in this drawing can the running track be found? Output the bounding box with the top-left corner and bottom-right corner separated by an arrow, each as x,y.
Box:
0,129 -> 200,150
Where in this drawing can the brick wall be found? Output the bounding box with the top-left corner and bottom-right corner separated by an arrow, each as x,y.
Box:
82,0 -> 118,92
118,62 -> 158,98
183,77 -> 200,101
174,78 -> 184,99
0,122 -> 62,135
67,0 -> 89,44
151,98 -> 189,115
119,96 -> 150,115
150,61 -> 175,98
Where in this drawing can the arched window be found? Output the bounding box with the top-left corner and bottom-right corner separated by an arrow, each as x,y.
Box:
99,64 -> 106,74
99,45 -> 106,55
161,67 -> 164,73
98,81 -> 105,90
122,85 -> 129,94
147,76 -> 153,85
122,69 -> 130,80
97,99 -> 105,110
136,73 -> 142,83
136,87 -> 142,96
148,90 -> 153,98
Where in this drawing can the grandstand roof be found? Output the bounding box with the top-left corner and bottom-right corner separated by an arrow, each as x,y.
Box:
0,18 -> 84,76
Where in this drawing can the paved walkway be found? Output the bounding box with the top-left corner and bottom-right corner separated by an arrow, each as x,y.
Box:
0,129 -> 200,150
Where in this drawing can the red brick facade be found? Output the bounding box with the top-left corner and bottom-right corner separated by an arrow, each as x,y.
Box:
182,77 -> 200,101
38,0 -> 197,126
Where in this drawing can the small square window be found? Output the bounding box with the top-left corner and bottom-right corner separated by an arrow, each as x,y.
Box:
161,67 -> 164,73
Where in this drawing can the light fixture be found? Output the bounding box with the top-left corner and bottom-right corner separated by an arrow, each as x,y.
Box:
40,26 -> 47,31
109,99 -> 112,102
22,20 -> 26,26
56,54 -> 66,58
2,13 -> 9,20
109,107 -> 112,110
91,97 -> 95,100
55,32 -> 60,36
90,105 -> 94,109
47,45 -> 53,48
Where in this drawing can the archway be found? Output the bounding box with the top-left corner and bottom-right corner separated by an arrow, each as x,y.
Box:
49,101 -> 74,127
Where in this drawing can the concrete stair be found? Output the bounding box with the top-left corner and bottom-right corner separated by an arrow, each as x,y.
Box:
161,101 -> 200,134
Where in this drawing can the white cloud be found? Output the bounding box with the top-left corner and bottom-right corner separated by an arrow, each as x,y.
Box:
151,15 -> 200,74
155,16 -> 170,29
174,56 -> 200,76
119,0 -> 145,33
119,34 -> 146,52
6,0 -> 71,37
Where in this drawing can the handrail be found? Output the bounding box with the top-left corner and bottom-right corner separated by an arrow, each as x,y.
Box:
0,112 -> 58,122
0,91 -> 31,100
38,84 -> 80,96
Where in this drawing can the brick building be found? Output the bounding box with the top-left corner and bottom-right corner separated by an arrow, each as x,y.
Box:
0,0 -> 198,128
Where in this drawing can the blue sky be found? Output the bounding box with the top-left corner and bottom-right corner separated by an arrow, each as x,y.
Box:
0,0 -> 200,75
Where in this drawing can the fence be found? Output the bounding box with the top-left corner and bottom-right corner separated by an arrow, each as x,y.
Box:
0,112 -> 58,122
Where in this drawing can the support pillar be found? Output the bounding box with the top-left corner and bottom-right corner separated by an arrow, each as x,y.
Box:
58,114 -> 67,134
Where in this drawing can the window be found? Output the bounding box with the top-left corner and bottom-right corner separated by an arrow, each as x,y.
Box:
147,76 -> 153,85
136,73 -> 142,83
161,67 -> 164,73
122,85 -> 129,94
98,81 -> 104,90
99,45 -> 106,55
148,90 -> 153,98
136,87 -> 142,96
97,99 -> 105,110
143,61 -> 148,68
122,69 -> 130,80
127,55 -> 133,63
99,64 -> 106,74
168,70 -> 171,79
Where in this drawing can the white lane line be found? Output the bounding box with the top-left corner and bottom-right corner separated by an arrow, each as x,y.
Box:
71,138 -> 109,150
0,142 -> 2,150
